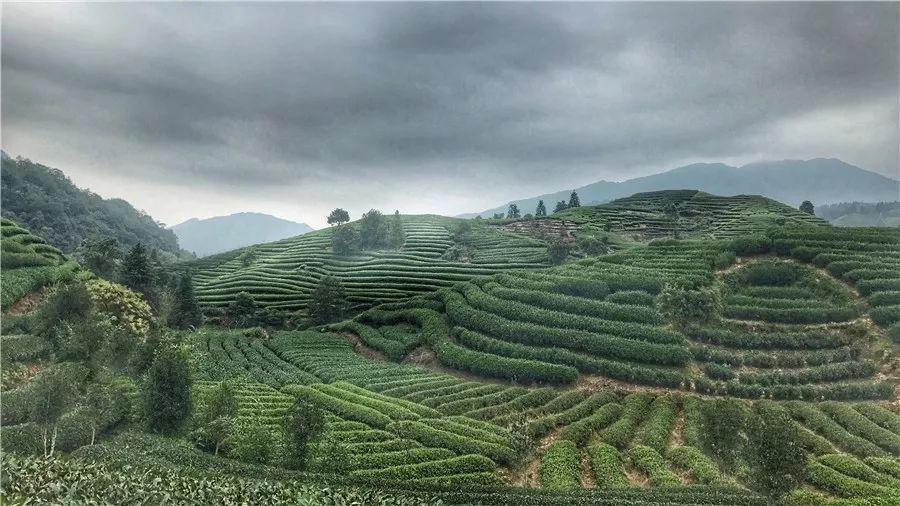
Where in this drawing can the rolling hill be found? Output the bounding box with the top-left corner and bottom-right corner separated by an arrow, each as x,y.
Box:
172,212 -> 314,257
0,153 -> 181,254
463,158 -> 899,219
4,190 -> 899,506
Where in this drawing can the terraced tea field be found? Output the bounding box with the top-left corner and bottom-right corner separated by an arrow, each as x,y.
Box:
4,192 -> 899,505
554,190 -> 827,239
185,215 -> 550,313
0,219 -> 78,309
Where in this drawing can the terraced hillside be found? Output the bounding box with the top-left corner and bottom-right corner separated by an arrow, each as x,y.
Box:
344,228 -> 897,400
178,329 -> 900,504
547,190 -> 827,240
0,219 -> 79,309
183,215 -> 550,314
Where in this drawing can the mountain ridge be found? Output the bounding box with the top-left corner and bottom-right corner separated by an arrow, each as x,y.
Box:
171,212 -> 314,257
461,158 -> 899,218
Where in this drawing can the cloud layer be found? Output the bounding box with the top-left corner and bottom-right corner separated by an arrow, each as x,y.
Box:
3,2 -> 898,227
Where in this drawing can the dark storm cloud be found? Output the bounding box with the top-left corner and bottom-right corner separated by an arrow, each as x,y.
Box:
2,2 -> 898,226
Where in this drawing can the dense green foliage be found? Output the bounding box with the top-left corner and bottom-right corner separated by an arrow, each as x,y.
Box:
1,156 -> 180,253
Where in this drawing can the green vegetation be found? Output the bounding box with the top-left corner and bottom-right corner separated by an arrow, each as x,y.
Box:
1,157 -> 181,253
3,190 -> 898,505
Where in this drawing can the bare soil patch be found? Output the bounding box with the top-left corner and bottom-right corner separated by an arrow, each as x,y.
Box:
8,289 -> 44,315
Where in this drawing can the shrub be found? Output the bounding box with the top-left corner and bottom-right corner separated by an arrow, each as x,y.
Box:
657,283 -> 723,325
667,445 -> 723,484
739,262 -> 800,286
587,442 -> 628,488
727,235 -> 771,256
870,305 -> 900,327
605,290 -> 656,306
144,346 -> 192,434
626,445 -> 680,486
540,440 -> 580,491
714,251 -> 736,270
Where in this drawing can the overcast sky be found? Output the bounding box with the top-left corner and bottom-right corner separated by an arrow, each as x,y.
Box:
3,2 -> 898,228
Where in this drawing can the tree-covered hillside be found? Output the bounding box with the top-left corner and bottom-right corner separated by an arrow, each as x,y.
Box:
1,154 -> 180,254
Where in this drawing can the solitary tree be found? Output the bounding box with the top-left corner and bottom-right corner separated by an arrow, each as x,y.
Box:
568,191 -> 581,208
169,273 -> 202,329
389,210 -> 405,248
284,392 -> 325,469
746,403 -> 808,499
506,204 -> 521,219
84,382 -> 125,446
799,200 -> 815,215
553,201 -> 568,213
535,200 -> 547,217
326,208 -> 350,226
237,247 -> 257,267
331,224 -> 360,255
307,276 -> 349,325
145,346 -> 192,434
121,243 -> 152,296
225,291 -> 259,328
359,209 -> 389,249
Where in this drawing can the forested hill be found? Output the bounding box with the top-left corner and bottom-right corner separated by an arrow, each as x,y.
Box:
0,154 -> 180,254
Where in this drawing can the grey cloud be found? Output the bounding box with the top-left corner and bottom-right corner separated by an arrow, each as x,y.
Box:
2,2 -> 897,227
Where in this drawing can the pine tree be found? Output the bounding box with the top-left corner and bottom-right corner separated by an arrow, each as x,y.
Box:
145,346 -> 192,434
169,273 -> 202,329
535,200 -> 547,217
389,210 -> 405,248
121,243 -> 152,295
568,191 -> 581,208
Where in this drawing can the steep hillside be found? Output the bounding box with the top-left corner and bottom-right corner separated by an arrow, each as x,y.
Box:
183,214 -> 550,315
172,212 -> 314,257
0,154 -> 180,253
1,218 -> 79,309
465,159 -> 899,218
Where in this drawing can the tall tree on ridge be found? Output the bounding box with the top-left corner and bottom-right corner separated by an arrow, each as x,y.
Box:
799,200 -> 815,215
506,203 -> 521,219
568,191 -> 581,208
535,200 -> 547,217
326,208 -> 350,226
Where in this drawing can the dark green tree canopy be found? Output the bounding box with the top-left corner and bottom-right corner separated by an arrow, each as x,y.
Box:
1,156 -> 180,253
145,346 -> 192,434
307,276 -> 349,325
568,191 -> 581,208
553,200 -> 568,213
389,210 -> 405,248
359,209 -> 389,249
799,200 -> 815,215
506,204 -> 521,219
535,200 -> 547,217
331,224 -> 360,256
225,291 -> 259,328
326,208 -> 350,226
169,273 -> 202,330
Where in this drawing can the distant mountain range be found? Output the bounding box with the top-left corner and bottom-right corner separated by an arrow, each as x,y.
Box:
172,212 -> 313,257
1,152 -> 181,254
461,158 -> 900,218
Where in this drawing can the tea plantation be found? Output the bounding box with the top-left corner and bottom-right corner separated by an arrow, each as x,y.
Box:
2,192 -> 899,505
